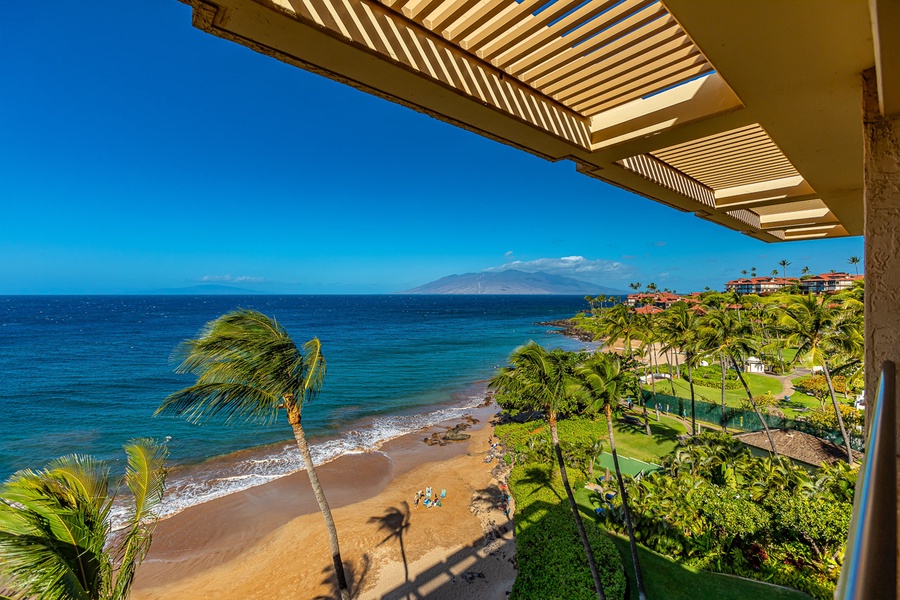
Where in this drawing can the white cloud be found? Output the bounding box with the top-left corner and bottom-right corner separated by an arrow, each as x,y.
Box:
504,250 -> 515,258
199,275 -> 266,283
484,256 -> 628,281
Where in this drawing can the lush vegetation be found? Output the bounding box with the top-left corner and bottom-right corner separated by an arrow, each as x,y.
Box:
508,462 -> 627,600
498,278 -> 864,599
594,433 -> 854,599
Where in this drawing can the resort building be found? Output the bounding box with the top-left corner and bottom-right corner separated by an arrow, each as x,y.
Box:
725,276 -> 799,295
799,272 -> 865,295
171,1 -> 898,596
625,291 -> 680,308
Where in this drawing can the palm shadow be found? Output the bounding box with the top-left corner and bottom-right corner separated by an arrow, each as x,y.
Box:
312,554 -> 371,600
516,465 -> 560,501
368,502 -> 412,595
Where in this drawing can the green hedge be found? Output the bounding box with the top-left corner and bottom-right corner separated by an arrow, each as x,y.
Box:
509,464 -> 626,600
688,376 -> 742,390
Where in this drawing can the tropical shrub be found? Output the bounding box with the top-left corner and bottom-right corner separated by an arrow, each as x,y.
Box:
596,433 -> 855,600
678,364 -> 742,390
806,404 -> 864,433
741,393 -> 783,417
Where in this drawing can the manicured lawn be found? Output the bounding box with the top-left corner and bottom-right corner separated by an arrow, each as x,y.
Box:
647,372 -> 783,409
497,414 -> 687,466
606,533 -> 811,600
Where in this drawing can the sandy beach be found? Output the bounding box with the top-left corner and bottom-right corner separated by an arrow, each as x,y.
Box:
132,403 -> 516,600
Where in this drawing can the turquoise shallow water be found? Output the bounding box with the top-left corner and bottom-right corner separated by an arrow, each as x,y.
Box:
0,295 -> 595,519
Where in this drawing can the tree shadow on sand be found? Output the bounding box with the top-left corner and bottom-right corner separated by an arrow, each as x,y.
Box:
368,502 -> 412,595
312,554 -> 371,600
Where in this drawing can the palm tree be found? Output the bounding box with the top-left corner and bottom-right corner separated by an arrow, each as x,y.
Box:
574,353 -> 647,600
778,259 -> 792,279
771,269 -> 779,277
154,309 -> 352,600
0,440 -> 167,600
848,256 -> 861,276
698,308 -> 778,453
801,266 -> 811,277
779,295 -> 861,465
490,342 -> 607,600
585,295 -> 596,313
597,304 -> 651,435
659,303 -> 700,434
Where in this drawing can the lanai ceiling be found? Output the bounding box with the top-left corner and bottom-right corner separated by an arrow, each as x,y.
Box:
179,0 -> 880,241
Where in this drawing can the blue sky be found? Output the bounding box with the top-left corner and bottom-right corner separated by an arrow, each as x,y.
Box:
1,2 -> 864,294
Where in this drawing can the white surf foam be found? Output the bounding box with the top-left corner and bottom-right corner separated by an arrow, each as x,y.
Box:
109,394 -> 487,529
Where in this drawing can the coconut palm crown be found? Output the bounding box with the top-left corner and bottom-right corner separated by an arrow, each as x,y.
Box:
155,309 -> 351,600
0,439 -> 167,600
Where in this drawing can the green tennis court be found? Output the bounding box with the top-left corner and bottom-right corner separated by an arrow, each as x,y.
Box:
594,452 -> 660,478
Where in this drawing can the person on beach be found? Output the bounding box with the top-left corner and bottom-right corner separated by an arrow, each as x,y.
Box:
414,492 -> 420,509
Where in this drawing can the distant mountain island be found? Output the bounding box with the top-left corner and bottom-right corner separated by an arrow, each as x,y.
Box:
404,270 -> 625,295
147,284 -> 270,295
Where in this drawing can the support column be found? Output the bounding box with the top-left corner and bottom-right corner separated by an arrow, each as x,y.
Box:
864,69 -> 900,406
862,68 -> 900,597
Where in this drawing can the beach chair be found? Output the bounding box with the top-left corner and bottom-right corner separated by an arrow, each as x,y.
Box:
440,489 -> 446,498
425,487 -> 432,498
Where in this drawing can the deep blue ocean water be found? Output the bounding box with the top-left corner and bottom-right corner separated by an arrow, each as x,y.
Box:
0,295 -> 592,519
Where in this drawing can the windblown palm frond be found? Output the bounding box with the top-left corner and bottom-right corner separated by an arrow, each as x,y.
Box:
0,440 -> 166,600
156,308 -> 324,424
111,441 -> 167,600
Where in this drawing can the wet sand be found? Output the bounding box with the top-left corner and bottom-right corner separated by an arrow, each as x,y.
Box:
132,404 -> 516,599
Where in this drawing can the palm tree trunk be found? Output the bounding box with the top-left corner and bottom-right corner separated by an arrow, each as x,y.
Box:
668,348 -> 678,396
289,412 -> 352,600
687,359 -> 696,435
628,345 -> 652,436
729,356 -> 778,455
821,361 -> 855,466
549,415 -> 606,600
605,405 -> 647,600
720,354 -> 727,432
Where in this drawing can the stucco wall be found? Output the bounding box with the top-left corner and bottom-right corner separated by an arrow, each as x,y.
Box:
863,71 -> 900,415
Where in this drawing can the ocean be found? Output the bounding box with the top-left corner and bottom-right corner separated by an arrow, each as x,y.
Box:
0,295 -> 594,522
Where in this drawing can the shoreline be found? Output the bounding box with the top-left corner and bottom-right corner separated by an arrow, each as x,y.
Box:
130,387 -> 493,528
132,401 -> 517,599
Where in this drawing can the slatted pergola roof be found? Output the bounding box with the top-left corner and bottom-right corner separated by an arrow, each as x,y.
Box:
179,0 -> 884,241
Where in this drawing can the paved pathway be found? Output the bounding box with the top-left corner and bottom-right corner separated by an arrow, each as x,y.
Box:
761,367 -> 810,399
